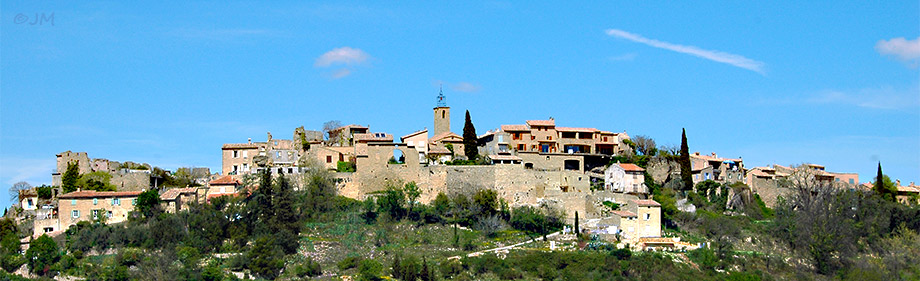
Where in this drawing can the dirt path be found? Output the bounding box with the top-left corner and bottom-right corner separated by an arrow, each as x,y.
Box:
449,231 -> 563,260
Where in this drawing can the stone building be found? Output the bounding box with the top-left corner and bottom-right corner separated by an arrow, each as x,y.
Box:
745,163 -> 861,208
51,151 -> 155,191
221,131 -> 300,177
160,188 -> 199,213
327,124 -> 369,147
496,120 -> 628,156
604,162 -> 647,194
57,190 -> 142,231
401,129 -> 429,163
206,176 -> 241,202
690,152 -> 744,185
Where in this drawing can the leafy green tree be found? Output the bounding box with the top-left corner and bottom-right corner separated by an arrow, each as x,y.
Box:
432,192 -> 450,218
679,128 -> 693,191
377,184 -> 407,221
62,161 -> 80,193
463,110 -> 478,160
26,234 -> 59,276
36,185 -> 54,199
0,219 -> 24,272
473,189 -> 498,217
404,182 -> 421,218
134,188 -> 161,219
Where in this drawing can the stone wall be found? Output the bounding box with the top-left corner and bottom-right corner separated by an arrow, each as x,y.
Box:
110,172 -> 151,191
749,177 -> 787,208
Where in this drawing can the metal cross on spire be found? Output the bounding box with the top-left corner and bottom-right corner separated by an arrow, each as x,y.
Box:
436,84 -> 447,107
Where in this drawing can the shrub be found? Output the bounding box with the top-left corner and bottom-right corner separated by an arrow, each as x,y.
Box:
338,256 -> 363,271
337,161 -> 356,172
357,259 -> 383,281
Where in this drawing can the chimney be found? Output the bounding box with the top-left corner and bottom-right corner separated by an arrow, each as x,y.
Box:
248,138 -> 252,144
896,179 -> 901,187
694,152 -> 700,156
711,152 -> 717,157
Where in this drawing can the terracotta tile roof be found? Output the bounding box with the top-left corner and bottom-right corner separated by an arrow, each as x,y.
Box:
618,163 -> 645,172
222,143 -> 259,149
400,129 -> 428,140
427,145 -> 452,154
160,188 -> 197,201
430,132 -> 462,142
526,120 -> 555,127
59,190 -> 143,199
611,210 -> 637,217
897,185 -> 920,193
633,199 -> 661,207
210,176 -> 241,185
501,124 -> 530,131
354,133 -> 393,142
556,127 -> 598,133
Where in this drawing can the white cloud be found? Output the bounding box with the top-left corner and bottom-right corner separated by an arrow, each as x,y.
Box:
605,29 -> 765,74
809,85 -> 920,110
876,37 -> 920,65
315,47 -> 371,67
451,82 -> 481,93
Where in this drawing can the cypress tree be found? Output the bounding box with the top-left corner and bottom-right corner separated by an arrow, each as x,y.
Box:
679,128 -> 693,191
463,110 -> 478,160
62,161 -> 80,193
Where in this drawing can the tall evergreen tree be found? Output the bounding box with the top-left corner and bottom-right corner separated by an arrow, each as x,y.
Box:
62,161 -> 79,193
874,162 -> 896,201
679,128 -> 693,191
271,170 -> 300,235
574,211 -> 580,234
875,162 -> 884,192
462,110 -> 478,160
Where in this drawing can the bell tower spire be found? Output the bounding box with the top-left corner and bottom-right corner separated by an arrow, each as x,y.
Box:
433,86 -> 450,136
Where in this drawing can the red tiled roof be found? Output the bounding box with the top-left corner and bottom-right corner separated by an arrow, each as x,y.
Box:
210,176 -> 241,185
501,124 -> 530,131
556,127 -> 598,133
400,129 -> 428,140
526,120 -> 555,127
59,190 -> 143,199
611,210 -> 637,217
633,199 -> 661,207
160,188 -> 197,201
618,163 -> 645,172
430,132 -> 462,142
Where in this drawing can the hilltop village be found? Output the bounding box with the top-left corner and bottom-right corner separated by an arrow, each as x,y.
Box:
5,92 -> 919,280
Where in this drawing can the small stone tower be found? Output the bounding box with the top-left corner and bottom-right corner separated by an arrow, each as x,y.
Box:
433,88 -> 450,136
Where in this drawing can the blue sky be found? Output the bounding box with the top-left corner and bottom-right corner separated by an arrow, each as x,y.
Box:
2,1 -> 918,206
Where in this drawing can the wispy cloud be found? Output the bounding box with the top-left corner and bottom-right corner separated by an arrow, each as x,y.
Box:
608,53 -> 637,62
809,85 -> 920,110
605,29 -> 765,75
876,36 -> 920,67
330,68 -> 352,79
0,158 -> 55,186
315,47 -> 371,67
315,47 -> 371,79
451,82 -> 482,93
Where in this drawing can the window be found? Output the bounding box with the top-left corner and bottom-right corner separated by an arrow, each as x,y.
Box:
132,199 -> 137,205
243,163 -> 249,171
274,141 -> 278,146
92,210 -> 99,218
72,210 -> 80,218
442,111 -> 445,118
849,179 -> 855,184
547,136 -> 552,140
233,151 -> 239,158
531,136 -> 535,140
498,135 -> 504,142
43,227 -> 54,233
113,198 -> 120,206
604,136 -> 608,142
71,199 -> 76,206
107,211 -> 113,218
93,198 -> 98,205
645,213 -> 651,221
518,144 -> 525,150
27,199 -> 33,208
326,155 -> 333,163
233,165 -> 239,172
242,151 -> 248,158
